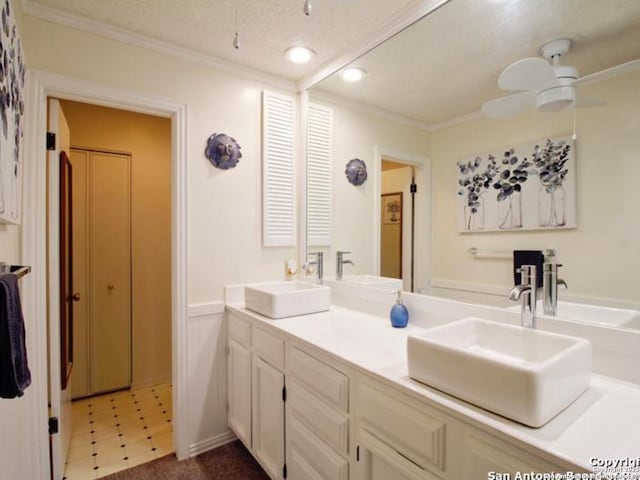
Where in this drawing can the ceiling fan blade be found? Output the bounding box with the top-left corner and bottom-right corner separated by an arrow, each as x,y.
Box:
481,92 -> 535,119
498,58 -> 557,91
575,95 -> 606,108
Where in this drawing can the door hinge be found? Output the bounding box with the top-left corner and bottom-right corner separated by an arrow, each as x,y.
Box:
283,463 -> 287,479
410,182 -> 417,194
356,445 -> 360,462
48,416 -> 59,435
282,385 -> 287,402
46,132 -> 56,151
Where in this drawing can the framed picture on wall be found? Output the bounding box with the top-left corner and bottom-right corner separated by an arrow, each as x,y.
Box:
382,192 -> 403,224
0,0 -> 26,224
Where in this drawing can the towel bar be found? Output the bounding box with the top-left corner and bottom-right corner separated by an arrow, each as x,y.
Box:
468,248 -> 556,259
0,263 -> 31,279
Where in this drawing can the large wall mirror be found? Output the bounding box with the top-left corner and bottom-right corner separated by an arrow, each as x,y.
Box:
305,0 -> 640,331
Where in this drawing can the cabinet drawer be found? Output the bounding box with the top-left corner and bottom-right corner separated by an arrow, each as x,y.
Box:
290,347 -> 349,412
289,414 -> 349,480
228,313 -> 251,347
359,382 -> 446,474
290,379 -> 349,455
253,327 -> 285,370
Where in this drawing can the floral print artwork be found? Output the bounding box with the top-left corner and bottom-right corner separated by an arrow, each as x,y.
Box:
456,136 -> 576,232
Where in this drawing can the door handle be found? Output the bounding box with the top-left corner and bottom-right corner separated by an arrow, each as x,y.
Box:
72,292 -> 81,301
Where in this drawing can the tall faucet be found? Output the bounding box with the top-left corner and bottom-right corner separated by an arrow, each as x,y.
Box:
306,252 -> 324,284
336,251 -> 354,281
542,263 -> 567,316
509,264 -> 537,329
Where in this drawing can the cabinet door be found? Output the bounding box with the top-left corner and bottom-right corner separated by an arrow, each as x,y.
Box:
228,339 -> 252,447
253,355 -> 285,480
358,429 -> 439,480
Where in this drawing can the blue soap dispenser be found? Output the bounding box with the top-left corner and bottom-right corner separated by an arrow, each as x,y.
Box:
390,290 -> 409,328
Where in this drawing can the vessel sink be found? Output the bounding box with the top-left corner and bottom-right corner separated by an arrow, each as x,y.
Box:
244,281 -> 330,319
407,317 -> 592,427
510,300 -> 640,329
340,275 -> 403,290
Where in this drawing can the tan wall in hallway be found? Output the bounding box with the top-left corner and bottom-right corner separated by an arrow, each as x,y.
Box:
60,100 -> 171,389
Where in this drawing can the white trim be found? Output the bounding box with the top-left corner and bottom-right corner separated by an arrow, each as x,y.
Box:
310,90 -> 432,132
130,375 -> 173,391
189,431 -> 237,457
19,0 -> 295,92
188,302 -> 226,318
373,147 -> 431,293
21,70 -> 50,480
22,70 -> 190,470
297,0 -> 452,91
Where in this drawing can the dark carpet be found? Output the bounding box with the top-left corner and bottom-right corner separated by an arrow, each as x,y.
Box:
101,441 -> 270,479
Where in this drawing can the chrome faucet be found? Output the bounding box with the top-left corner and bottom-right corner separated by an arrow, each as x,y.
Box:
542,263 -> 567,316
336,251 -> 354,281
306,252 -> 324,283
509,265 -> 537,329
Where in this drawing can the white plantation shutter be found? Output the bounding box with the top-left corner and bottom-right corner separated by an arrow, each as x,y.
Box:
307,103 -> 333,246
262,90 -> 296,247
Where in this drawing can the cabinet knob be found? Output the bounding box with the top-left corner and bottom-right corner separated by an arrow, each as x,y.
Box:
107,284 -> 115,291
72,292 -> 81,301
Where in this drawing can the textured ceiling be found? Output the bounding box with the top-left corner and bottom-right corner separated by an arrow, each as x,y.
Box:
27,0 -> 420,81
315,0 -> 640,127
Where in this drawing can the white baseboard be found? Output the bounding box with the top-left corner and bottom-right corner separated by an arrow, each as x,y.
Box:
189,430 -> 237,457
131,375 -> 172,390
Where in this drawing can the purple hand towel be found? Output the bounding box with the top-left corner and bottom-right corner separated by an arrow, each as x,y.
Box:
0,273 -> 31,398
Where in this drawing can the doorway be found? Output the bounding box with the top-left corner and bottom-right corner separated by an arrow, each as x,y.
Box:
374,148 -> 430,294
46,98 -> 173,479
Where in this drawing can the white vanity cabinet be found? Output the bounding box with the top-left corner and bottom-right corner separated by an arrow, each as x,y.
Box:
227,312 -> 286,480
286,346 -> 351,480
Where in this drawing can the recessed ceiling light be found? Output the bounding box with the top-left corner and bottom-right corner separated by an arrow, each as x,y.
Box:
341,67 -> 366,83
285,46 -> 315,64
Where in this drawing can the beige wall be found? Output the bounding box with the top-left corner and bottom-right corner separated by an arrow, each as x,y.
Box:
22,15 -> 296,304
60,100 -> 171,389
429,69 -> 640,307
310,96 -> 430,278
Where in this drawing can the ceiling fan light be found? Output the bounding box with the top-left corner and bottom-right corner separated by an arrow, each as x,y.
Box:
536,85 -> 575,112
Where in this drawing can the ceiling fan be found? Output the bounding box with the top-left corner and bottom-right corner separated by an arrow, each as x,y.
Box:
482,38 -> 604,119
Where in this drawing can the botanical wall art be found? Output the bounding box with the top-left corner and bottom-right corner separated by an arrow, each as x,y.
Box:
205,133 -> 242,170
0,0 -> 26,224
456,135 -> 576,232
382,192 -> 402,224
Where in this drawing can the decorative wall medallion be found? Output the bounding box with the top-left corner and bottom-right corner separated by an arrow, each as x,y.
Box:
345,158 -> 367,186
205,133 -> 242,170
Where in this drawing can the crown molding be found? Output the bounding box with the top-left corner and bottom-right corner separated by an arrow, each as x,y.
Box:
311,89 -> 433,132
296,0 -> 452,91
19,0 -> 296,92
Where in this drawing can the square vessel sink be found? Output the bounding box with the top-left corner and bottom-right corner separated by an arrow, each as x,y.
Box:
244,281 -> 330,319
407,317 -> 592,427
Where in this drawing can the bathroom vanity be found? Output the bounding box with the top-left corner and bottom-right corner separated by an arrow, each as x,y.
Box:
225,283 -> 640,480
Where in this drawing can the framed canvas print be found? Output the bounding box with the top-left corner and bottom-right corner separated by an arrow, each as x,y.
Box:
382,192 -> 402,224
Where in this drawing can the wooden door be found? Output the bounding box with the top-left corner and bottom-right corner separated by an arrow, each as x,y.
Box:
47,98 -> 73,480
70,148 -> 131,396
89,151 -> 131,394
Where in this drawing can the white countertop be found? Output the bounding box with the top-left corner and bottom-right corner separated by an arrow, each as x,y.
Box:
227,303 -> 640,471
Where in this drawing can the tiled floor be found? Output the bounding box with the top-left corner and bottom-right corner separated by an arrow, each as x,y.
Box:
64,383 -> 173,480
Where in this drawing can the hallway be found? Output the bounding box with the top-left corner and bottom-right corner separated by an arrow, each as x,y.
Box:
64,384 -> 173,479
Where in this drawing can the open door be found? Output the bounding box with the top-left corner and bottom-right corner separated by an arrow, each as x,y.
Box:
48,98 -> 73,480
